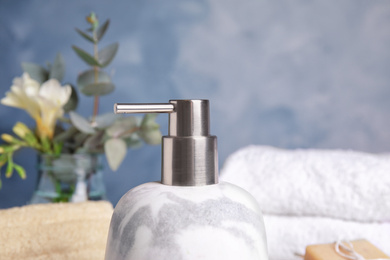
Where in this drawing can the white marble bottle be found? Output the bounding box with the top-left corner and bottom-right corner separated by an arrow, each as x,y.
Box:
105,100 -> 268,260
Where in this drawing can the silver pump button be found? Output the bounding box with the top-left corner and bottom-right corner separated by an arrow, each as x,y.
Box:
114,99 -> 218,186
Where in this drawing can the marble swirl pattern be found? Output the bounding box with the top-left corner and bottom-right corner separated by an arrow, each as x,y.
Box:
105,181 -> 268,260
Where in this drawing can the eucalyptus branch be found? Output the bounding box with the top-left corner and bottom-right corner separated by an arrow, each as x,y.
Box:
73,12 -> 118,123
92,29 -> 100,121
118,126 -> 140,138
0,12 -> 163,190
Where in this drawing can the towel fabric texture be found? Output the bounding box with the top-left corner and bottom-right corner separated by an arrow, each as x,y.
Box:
264,215 -> 390,259
220,145 -> 390,260
0,201 -> 113,260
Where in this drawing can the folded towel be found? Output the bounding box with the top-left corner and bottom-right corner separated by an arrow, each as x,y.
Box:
220,145 -> 390,222
264,214 -> 390,260
0,201 -> 113,260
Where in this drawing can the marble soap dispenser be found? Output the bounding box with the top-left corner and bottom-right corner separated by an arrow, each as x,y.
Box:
105,99 -> 268,260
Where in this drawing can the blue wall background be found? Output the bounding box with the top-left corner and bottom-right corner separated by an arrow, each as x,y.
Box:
1,0 -> 390,208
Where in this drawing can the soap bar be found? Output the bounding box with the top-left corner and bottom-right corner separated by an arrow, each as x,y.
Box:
304,240 -> 389,260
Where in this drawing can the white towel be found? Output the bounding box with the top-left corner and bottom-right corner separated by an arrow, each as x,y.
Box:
220,145 -> 390,222
264,214 -> 390,260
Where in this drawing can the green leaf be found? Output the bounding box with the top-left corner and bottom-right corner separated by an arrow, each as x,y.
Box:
82,82 -> 115,96
21,62 -> 49,84
75,28 -> 95,43
49,53 -> 65,81
77,69 -> 110,86
69,111 -> 95,134
96,19 -> 110,42
94,113 -> 118,128
54,127 -> 78,142
0,154 -> 7,167
139,114 -> 162,145
5,154 -> 13,178
63,84 -> 79,112
98,42 -> 119,67
84,130 -> 104,151
0,154 -> 8,186
124,135 -> 143,149
140,114 -> 159,129
74,132 -> 89,148
104,138 -> 127,171
0,145 -> 18,153
139,128 -> 162,145
76,69 -> 114,96
53,141 -> 63,155
13,164 -> 26,179
41,136 -> 52,153
72,45 -> 101,66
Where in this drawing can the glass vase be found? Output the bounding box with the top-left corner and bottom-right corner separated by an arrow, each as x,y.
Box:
30,153 -> 106,203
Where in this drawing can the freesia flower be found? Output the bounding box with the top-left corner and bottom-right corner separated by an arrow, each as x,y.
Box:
12,122 -> 33,139
1,73 -> 71,139
1,134 -> 15,143
1,73 -> 41,120
36,78 -> 72,139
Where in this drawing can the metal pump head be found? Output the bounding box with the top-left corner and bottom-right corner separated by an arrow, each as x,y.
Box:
114,99 -> 218,186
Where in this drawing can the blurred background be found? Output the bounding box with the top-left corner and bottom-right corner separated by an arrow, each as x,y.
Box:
1,0 -> 389,208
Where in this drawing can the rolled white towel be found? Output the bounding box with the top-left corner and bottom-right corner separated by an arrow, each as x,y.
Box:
220,145 -> 390,222
264,214 -> 390,260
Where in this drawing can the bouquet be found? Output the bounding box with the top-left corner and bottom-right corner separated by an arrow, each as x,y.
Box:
0,12 -> 161,194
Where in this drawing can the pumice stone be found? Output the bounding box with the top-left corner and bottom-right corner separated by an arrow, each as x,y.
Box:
105,99 -> 268,260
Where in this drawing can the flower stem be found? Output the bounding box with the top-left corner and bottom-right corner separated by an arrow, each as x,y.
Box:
92,35 -> 99,121
118,126 -> 140,138
93,89 -> 99,119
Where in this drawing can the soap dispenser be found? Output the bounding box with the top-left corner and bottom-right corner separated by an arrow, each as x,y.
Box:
105,99 -> 268,260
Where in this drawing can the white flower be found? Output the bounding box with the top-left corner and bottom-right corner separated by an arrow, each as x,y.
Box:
1,73 -> 72,139
36,79 -> 72,139
1,73 -> 41,120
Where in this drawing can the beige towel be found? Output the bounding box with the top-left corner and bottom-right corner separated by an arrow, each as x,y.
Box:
0,201 -> 113,260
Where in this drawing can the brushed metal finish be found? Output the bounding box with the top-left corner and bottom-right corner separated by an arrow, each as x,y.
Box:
114,99 -> 218,186
162,136 -> 218,186
115,103 -> 175,114
168,100 -> 209,136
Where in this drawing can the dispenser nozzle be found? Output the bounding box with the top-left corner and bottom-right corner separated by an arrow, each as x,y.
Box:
113,99 -> 218,186
114,103 -> 175,114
